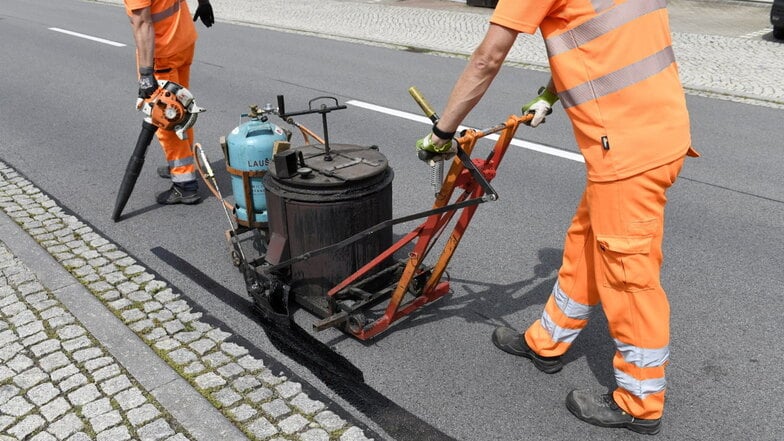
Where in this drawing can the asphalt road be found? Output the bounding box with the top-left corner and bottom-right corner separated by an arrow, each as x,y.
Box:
1,0 -> 783,440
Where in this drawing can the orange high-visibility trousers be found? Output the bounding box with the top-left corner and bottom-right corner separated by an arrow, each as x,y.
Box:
140,43 -> 197,185
525,155 -> 686,419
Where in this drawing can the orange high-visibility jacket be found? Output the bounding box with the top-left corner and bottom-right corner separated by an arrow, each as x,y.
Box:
124,0 -> 197,59
492,0 -> 692,182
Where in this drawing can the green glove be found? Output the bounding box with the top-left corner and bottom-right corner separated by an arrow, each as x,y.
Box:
416,133 -> 453,154
521,86 -> 559,127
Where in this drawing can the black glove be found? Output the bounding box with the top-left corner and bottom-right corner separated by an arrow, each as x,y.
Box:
138,66 -> 157,99
193,1 -> 214,27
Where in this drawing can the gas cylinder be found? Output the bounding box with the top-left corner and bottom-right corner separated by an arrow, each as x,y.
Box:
223,113 -> 288,226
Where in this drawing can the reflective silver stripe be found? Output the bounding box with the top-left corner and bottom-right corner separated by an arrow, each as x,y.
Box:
171,171 -> 197,182
545,0 -> 667,57
168,156 -> 194,168
559,45 -> 676,109
615,370 -> 666,399
553,280 -> 594,320
540,311 -> 581,344
615,339 -> 670,368
151,0 -> 186,23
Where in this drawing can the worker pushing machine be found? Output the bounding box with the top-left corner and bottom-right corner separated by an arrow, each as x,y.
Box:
416,0 -> 698,435
124,0 -> 214,205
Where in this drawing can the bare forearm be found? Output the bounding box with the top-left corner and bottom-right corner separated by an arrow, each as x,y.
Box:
129,8 -> 155,68
436,24 -> 517,134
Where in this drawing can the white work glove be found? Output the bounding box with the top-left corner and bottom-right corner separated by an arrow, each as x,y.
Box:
521,86 -> 559,127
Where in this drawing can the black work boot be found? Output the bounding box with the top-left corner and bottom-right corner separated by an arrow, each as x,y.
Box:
156,184 -> 200,205
565,390 -> 661,435
491,326 -> 563,374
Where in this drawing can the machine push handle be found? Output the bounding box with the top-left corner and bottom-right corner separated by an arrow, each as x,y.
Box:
408,86 -> 439,123
408,86 -> 447,194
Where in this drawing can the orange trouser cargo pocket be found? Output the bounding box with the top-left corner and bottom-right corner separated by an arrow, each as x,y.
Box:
596,235 -> 655,292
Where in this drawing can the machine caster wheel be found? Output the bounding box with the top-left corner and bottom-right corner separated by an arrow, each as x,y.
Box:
230,249 -> 242,267
345,313 -> 367,335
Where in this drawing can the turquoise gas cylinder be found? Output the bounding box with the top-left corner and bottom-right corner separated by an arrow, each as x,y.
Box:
224,116 -> 288,226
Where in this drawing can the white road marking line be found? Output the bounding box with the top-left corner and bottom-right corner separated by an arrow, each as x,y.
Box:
48,27 -> 126,47
741,27 -> 773,39
346,99 -> 584,163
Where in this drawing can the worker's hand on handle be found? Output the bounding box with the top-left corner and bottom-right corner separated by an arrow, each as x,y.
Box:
415,132 -> 456,162
193,0 -> 214,27
137,66 -> 158,100
521,86 -> 559,127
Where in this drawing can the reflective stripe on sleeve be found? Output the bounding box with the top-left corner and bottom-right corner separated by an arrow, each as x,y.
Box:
559,46 -> 676,109
545,0 -> 667,57
151,0 -> 187,23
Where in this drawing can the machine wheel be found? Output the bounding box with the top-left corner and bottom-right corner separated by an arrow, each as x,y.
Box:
230,249 -> 242,267
345,313 -> 368,335
774,26 -> 784,40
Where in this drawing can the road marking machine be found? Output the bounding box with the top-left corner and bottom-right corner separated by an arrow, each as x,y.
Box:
154,86 -> 533,340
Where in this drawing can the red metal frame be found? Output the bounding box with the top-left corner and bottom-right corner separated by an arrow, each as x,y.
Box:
328,113 -> 532,340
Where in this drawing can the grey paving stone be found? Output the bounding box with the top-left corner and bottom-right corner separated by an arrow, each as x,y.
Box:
59,373 -> 88,393
26,382 -> 60,406
300,428 -> 330,441
229,403 -> 257,422
168,348 -> 197,365
290,393 -> 326,415
99,374 -> 132,396
247,416 -> 279,439
212,387 -> 242,407
56,324 -> 86,340
40,396 -> 70,422
48,412 -> 83,440
7,352 -> 33,373
194,372 -> 226,389
137,418 -> 175,441
7,414 -> 45,440
30,339 -> 60,357
90,409 -> 122,433
232,375 -> 261,393
72,347 -> 103,363
40,351 -> 71,373
279,414 -> 309,434
81,397 -> 112,419
92,363 -> 121,382
114,387 -> 147,411
29,431 -> 57,441
95,425 -> 131,441
13,366 -> 47,389
314,410 -> 348,432
1,395 -> 34,417
340,426 -> 375,441
261,398 -> 291,420
275,381 -> 302,399
217,362 -> 244,378
67,383 -> 100,406
127,403 -> 160,427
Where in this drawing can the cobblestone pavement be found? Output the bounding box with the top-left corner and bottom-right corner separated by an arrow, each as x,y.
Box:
0,163 -> 372,440
165,0 -> 782,108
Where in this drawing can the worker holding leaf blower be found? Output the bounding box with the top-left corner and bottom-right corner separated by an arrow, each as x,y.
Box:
415,0 -> 698,435
124,0 -> 214,205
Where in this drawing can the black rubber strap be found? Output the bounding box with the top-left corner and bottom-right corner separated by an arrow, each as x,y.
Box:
432,124 -> 455,140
